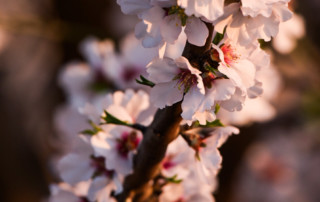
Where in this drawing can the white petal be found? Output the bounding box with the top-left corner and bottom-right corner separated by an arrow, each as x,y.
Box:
247,80 -> 263,98
125,90 -> 150,121
106,105 -> 134,123
57,154 -> 94,185
185,17 -> 209,47
220,88 -> 245,112
117,0 -> 152,15
160,14 -> 182,44
91,132 -> 111,157
135,21 -> 148,39
147,57 -> 179,83
150,81 -> 184,109
87,176 -> 111,202
181,86 -> 205,120
218,59 -> 255,91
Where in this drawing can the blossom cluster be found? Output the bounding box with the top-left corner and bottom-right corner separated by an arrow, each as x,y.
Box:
48,0 -> 293,201
117,0 -> 291,125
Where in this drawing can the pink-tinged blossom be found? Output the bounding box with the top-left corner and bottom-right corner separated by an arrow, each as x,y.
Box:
214,2 -> 292,47
81,34 -> 158,90
80,89 -> 155,126
59,62 -> 94,108
147,56 -> 205,121
91,123 -> 142,177
218,64 -> 281,126
213,42 -> 256,93
85,90 -> 154,176
210,34 -> 272,112
210,42 -> 255,111
161,136 -> 194,179
55,135 -> 120,201
186,126 -> 239,184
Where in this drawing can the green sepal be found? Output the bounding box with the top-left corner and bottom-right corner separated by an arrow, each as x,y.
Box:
81,120 -> 102,136
180,15 -> 188,26
136,75 -> 155,87
101,110 -> 130,126
166,174 -> 183,184
214,104 -> 221,114
195,152 -> 201,161
212,26 -> 227,45
197,119 -> 224,128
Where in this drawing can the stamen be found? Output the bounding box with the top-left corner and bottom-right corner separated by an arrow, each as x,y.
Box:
173,69 -> 198,93
221,44 -> 239,66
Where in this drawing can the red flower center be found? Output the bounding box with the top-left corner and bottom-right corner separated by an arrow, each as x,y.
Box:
116,131 -> 141,159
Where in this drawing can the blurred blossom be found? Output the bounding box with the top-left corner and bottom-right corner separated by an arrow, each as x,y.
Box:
232,127 -> 320,202
272,13 -> 305,54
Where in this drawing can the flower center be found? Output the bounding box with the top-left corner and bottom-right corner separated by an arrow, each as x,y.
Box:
211,44 -> 239,66
162,155 -> 176,170
90,155 -> 114,178
121,66 -> 141,82
221,44 -> 239,66
116,131 -> 140,159
173,69 -> 198,93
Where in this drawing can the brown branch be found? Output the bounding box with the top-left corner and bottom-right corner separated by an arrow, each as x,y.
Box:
115,22 -> 214,202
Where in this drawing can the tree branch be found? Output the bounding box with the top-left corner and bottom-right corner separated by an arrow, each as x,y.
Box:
115,23 -> 214,202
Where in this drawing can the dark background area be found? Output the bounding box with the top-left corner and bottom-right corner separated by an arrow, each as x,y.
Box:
0,0 -> 319,201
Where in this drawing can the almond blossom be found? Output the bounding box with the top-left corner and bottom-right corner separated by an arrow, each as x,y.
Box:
47,0 -> 294,201
214,2 -> 292,47
272,13 -> 305,54
134,5 -> 209,47
118,0 -> 213,48
54,135 -> 121,202
81,89 -> 155,176
147,56 -> 205,121
178,0 -> 224,22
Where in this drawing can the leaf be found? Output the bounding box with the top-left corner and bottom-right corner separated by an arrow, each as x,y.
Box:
136,75 -> 155,87
198,119 -> 224,128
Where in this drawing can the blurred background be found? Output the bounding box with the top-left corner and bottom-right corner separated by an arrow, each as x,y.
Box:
0,0 -> 319,201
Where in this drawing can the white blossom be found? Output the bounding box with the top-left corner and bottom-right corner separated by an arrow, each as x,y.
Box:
214,2 -> 292,47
